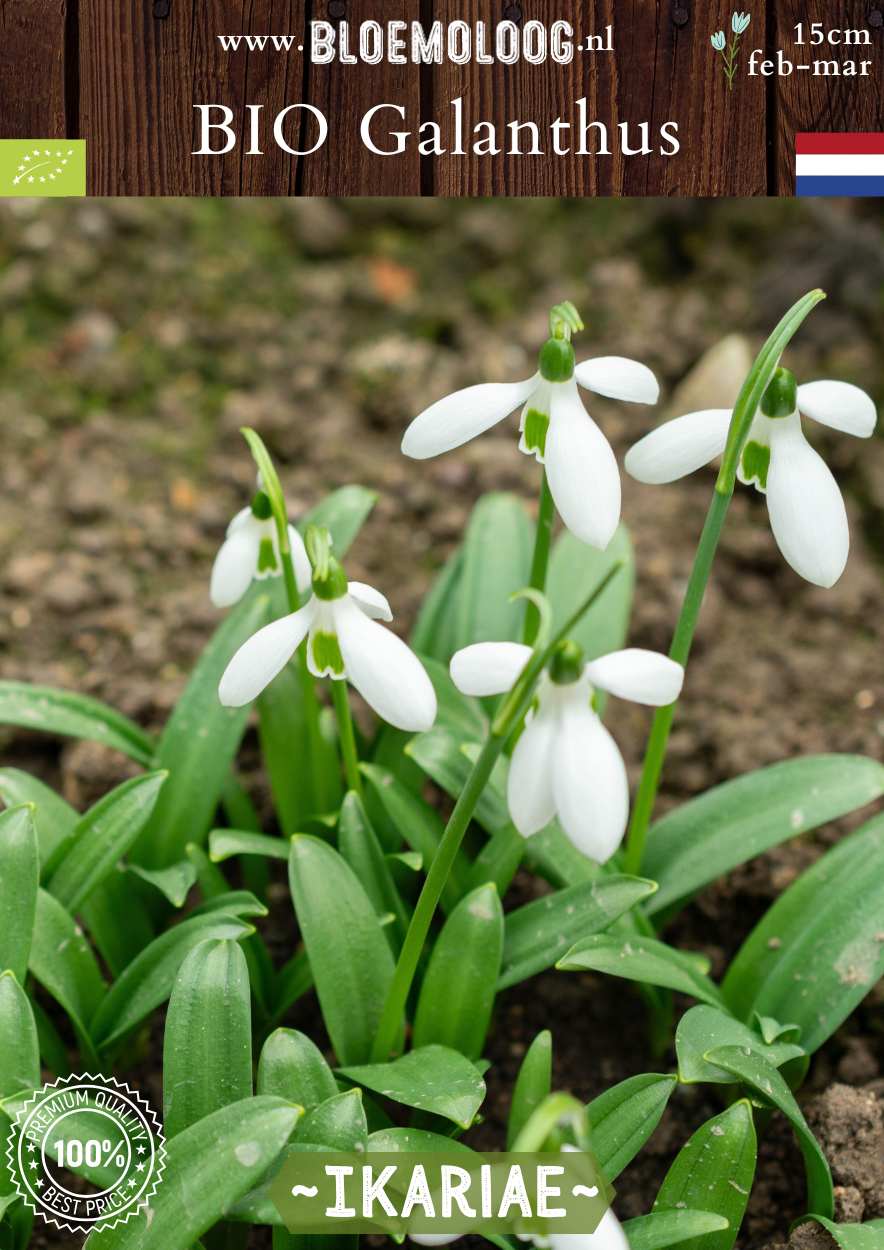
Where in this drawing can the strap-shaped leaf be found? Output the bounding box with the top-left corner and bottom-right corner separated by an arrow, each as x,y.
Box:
133,587 -> 272,867
338,792 -> 409,940
295,1088 -> 368,1151
209,829 -> 291,863
558,934 -> 724,1008
676,1005 -> 806,1087
0,972 -> 40,1099
128,860 -> 197,909
723,813 -> 884,1053
507,1029 -> 552,1149
163,938 -> 253,1138
338,1045 -> 485,1129
500,875 -> 657,989
46,771 -> 167,912
257,1028 -> 338,1112
654,1101 -> 756,1250
0,681 -> 153,765
706,1046 -> 833,1219
299,484 -> 377,556
644,756 -> 884,916
411,545 -> 465,662
29,889 -> 106,1062
622,1211 -> 730,1250
413,883 -> 503,1059
0,767 -> 77,865
83,1098 -> 301,1250
796,1217 -> 884,1249
90,905 -> 259,1048
288,835 -> 396,1064
588,1073 -> 678,1182
455,492 -> 533,649
0,806 -> 38,982
547,524 -> 635,665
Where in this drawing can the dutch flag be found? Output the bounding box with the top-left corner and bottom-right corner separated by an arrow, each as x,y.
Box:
796,133 -> 884,197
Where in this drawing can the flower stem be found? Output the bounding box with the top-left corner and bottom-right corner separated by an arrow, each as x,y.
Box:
523,471 -> 556,646
279,547 -> 332,812
371,561 -> 623,1063
622,288 -> 826,878
330,679 -> 363,797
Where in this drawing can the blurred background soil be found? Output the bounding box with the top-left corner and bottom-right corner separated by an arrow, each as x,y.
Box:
0,198 -> 882,1248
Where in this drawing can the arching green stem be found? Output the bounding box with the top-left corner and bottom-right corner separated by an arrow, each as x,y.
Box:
523,471 -> 556,646
623,288 -> 826,877
330,680 -> 362,797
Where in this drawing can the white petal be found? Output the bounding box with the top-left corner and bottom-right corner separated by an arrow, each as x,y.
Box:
797,380 -> 877,439
624,409 -> 732,484
766,420 -> 849,588
226,506 -> 253,536
401,378 -> 537,459
347,581 -> 393,622
549,1211 -> 630,1250
409,1238 -> 461,1247
585,649 -> 684,707
552,701 -> 629,864
545,380 -> 621,549
450,642 -> 532,697
334,598 -> 436,732
287,525 -> 313,594
218,600 -> 316,707
508,709 -> 558,837
210,525 -> 261,609
575,356 -> 660,405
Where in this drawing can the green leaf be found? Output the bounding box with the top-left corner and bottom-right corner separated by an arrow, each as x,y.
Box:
0,768 -> 77,865
407,727 -> 508,832
299,485 -> 378,556
134,587 -> 272,866
467,824 -> 524,897
0,973 -> 39,1099
0,806 -> 38,982
90,908 -> 257,1048
706,1046 -> 833,1218
796,1217 -> 884,1250
46,772 -> 167,913
547,524 -> 634,663
558,934 -> 724,1007
0,681 -> 154,765
676,1005 -> 806,1087
501,876 -> 658,990
622,1212 -> 730,1250
644,756 -> 884,916
411,546 -> 465,663
269,952 -> 313,1028
455,493 -> 533,649
413,883 -> 503,1059
722,813 -> 884,1054
128,860 -> 198,908
506,1030 -> 552,1149
338,1045 -> 485,1129
257,1029 -> 338,1112
338,792 -> 409,939
366,1126 -> 475,1154
296,1089 -> 367,1151
288,836 -> 396,1064
28,889 -> 106,1060
79,871 -> 157,977
653,1101 -> 756,1250
163,939 -> 253,1139
588,1074 -> 678,1182
83,1098 -> 301,1250
210,829 -> 291,864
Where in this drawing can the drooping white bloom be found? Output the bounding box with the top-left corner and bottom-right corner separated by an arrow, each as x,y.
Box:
731,11 -> 751,34
218,575 -> 437,733
450,641 -> 683,863
410,1205 -> 629,1250
210,499 -> 312,609
625,370 -> 876,589
401,323 -> 659,550
710,30 -> 726,50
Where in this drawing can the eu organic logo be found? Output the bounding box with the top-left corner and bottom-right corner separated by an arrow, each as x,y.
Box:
0,140 -> 86,196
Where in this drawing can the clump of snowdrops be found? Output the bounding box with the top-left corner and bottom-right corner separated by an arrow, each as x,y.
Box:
0,289 -> 882,1250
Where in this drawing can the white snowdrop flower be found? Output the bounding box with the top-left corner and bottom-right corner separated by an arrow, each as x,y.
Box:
625,367 -> 876,589
411,1213 -> 628,1250
210,491 -> 312,609
711,30 -> 726,50
401,303 -> 659,550
218,540 -> 437,733
450,639 -> 683,863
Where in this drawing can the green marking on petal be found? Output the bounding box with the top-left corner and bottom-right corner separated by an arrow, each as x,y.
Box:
740,440 -> 770,490
256,535 -> 279,575
310,631 -> 345,677
522,408 -> 550,458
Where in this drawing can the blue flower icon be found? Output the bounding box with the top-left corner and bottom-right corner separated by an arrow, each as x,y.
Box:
711,11 -> 751,90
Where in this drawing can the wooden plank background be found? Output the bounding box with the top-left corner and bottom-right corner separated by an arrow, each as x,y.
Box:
0,0 -> 882,194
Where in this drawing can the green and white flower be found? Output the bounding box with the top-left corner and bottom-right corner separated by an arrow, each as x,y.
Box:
210,491 -> 311,608
450,640 -> 683,863
625,369 -> 876,588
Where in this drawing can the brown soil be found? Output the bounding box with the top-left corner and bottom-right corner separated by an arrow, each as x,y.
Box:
1,199 -> 882,1248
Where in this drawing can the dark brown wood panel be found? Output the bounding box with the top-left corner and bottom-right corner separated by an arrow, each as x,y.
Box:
773,0 -> 884,193
300,0 -> 423,195
0,0 -> 68,138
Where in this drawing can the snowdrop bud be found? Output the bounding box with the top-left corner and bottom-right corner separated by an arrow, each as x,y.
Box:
760,366 -> 797,419
548,640 -> 585,686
